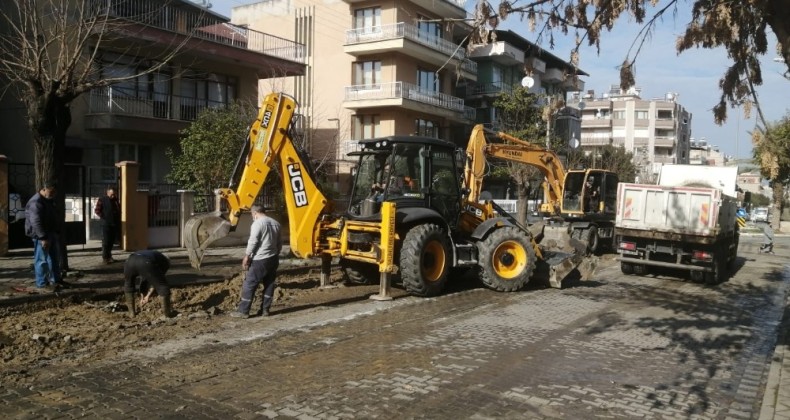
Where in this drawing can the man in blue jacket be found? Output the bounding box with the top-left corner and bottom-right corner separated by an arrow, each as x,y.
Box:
24,182 -> 67,291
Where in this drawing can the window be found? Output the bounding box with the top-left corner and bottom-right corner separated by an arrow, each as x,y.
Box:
417,16 -> 441,41
100,143 -> 152,182
354,7 -> 380,30
354,115 -> 380,139
491,66 -> 503,87
181,72 -> 237,120
415,118 -> 439,138
417,69 -> 440,92
635,110 -> 649,119
354,61 -> 381,86
657,110 -> 673,119
613,110 -> 625,119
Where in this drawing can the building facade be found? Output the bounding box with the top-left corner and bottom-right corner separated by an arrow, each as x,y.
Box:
0,0 -> 305,191
572,85 -> 692,177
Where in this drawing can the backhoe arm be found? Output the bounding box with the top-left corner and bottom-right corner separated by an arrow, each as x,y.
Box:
184,93 -> 330,268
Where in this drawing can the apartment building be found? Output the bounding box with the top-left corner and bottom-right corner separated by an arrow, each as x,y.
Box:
689,138 -> 727,166
462,29 -> 586,137
231,0 -> 478,192
572,86 -> 692,176
0,0 -> 305,248
1,0 -> 305,189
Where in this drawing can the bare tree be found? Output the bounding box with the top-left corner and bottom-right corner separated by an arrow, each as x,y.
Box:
0,0 -> 202,268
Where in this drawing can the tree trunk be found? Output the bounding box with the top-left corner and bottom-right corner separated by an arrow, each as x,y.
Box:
29,95 -> 72,271
516,182 -> 529,225
772,182 -> 784,232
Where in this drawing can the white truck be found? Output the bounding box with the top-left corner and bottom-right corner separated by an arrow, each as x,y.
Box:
615,165 -> 739,284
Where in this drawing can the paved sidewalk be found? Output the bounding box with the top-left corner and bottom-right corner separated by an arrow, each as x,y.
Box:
0,241 -> 310,305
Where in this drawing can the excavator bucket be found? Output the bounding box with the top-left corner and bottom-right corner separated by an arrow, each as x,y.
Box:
184,213 -> 232,269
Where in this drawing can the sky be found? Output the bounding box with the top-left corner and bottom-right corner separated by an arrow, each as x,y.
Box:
207,0 -> 789,161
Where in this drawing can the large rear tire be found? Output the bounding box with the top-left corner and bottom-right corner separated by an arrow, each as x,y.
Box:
477,226 -> 536,292
400,224 -> 450,297
340,259 -> 378,285
705,245 -> 728,285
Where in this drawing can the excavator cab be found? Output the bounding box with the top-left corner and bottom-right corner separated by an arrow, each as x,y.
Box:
560,169 -> 619,219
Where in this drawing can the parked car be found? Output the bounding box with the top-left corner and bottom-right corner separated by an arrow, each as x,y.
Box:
752,207 -> 769,223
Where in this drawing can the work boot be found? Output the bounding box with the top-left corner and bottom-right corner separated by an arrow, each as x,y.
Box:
161,295 -> 175,318
125,293 -> 136,317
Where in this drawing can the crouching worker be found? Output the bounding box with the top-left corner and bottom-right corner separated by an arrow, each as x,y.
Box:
124,250 -> 175,318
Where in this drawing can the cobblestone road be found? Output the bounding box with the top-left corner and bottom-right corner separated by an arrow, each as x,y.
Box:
2,237 -> 788,419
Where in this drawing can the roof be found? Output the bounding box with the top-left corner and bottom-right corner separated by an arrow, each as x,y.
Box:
358,136 -> 458,149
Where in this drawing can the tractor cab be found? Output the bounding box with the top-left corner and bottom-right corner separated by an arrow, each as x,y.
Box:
347,136 -> 463,224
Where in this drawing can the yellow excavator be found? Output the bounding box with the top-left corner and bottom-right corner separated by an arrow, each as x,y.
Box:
463,124 -> 619,255
185,92 -> 594,297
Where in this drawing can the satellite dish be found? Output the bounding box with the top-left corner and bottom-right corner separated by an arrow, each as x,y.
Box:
577,102 -> 586,110
521,76 -> 535,88
569,137 -> 580,149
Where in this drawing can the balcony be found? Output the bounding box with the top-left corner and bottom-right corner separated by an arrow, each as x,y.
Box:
345,23 -> 477,79
543,67 -> 565,84
343,82 -> 475,122
464,81 -> 514,98
85,86 -> 219,134
468,41 -> 525,65
654,137 -> 676,148
654,119 -> 675,129
93,0 -> 305,68
342,0 -> 466,19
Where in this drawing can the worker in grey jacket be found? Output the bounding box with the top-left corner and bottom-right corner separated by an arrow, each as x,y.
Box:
230,205 -> 282,318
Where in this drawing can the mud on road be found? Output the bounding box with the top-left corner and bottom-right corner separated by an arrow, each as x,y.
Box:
0,268 -> 409,385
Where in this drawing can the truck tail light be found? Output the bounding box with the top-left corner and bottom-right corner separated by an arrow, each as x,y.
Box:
619,241 -> 636,251
692,250 -> 713,261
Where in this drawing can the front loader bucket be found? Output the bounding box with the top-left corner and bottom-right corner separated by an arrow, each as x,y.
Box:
184,213 -> 232,269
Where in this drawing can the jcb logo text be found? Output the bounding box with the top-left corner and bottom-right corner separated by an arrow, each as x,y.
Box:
288,164 -> 308,207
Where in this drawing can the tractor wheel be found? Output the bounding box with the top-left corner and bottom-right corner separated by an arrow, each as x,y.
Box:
689,270 -> 705,283
620,262 -> 634,275
340,258 -> 378,285
580,226 -> 600,255
400,224 -> 450,297
477,226 -> 537,292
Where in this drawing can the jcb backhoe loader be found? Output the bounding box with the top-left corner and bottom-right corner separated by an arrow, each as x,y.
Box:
185,92 -> 589,297
463,124 -> 619,255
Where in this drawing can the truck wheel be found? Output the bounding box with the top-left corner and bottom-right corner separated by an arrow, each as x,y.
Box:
633,264 -> 648,276
400,224 -> 450,297
580,226 -> 600,255
340,259 -> 377,285
620,262 -> 634,275
728,236 -> 739,269
705,248 -> 728,285
689,270 -> 705,283
478,226 -> 536,292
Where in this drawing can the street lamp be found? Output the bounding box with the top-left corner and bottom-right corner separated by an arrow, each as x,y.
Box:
521,76 -> 556,150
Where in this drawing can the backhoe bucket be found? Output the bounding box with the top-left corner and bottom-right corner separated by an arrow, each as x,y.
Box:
184,213 -> 232,269
539,236 -> 594,288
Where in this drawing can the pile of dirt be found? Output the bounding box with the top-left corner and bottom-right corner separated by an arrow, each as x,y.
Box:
0,268 -> 391,384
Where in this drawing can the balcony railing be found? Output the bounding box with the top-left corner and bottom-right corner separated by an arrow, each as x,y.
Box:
87,86 -> 225,122
469,81 -> 513,96
345,23 -> 477,73
90,0 -> 305,63
344,82 -> 475,119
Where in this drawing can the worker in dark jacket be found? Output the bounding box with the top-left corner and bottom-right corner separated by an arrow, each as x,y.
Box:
123,250 -> 175,318
24,182 -> 66,290
94,186 -> 121,264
